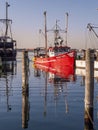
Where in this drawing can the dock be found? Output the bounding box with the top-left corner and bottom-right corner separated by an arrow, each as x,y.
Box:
76,68 -> 98,78
75,60 -> 98,70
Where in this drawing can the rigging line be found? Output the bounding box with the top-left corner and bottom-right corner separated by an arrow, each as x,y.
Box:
84,27 -> 88,49
87,32 -> 91,48
89,30 -> 98,49
39,29 -> 51,44
0,28 -> 4,36
89,31 -> 94,48
89,31 -> 95,48
0,24 -> 5,36
90,23 -> 98,27
87,30 -> 94,49
9,22 -> 12,39
92,33 -> 98,49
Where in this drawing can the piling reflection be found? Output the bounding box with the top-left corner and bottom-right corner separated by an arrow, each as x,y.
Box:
84,107 -> 94,130
43,72 -> 48,117
22,86 -> 29,128
34,67 -> 41,77
0,61 -> 17,111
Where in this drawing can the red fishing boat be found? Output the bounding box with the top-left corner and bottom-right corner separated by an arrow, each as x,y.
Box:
33,12 -> 75,67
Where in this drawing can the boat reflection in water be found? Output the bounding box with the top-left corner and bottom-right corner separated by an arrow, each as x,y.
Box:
34,63 -> 75,82
0,61 -> 17,111
33,63 -> 76,115
33,64 -> 95,130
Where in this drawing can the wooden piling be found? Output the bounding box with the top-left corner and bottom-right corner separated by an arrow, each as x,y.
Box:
22,51 -> 29,91
84,49 -> 94,130
96,51 -> 98,61
22,50 -> 29,128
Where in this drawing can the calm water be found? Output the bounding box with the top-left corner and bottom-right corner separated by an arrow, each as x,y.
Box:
0,51 -> 98,130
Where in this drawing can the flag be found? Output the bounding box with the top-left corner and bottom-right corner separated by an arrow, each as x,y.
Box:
44,11 -> 46,15
8,4 -> 10,7
6,2 -> 10,7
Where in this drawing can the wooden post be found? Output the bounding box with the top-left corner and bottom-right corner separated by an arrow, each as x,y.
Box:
84,49 -> 94,130
22,50 -> 29,128
96,51 -> 98,61
22,51 -> 29,91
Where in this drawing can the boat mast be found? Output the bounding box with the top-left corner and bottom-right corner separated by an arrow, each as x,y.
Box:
5,2 -> 10,38
55,20 -> 59,43
44,11 -> 47,55
65,12 -> 68,46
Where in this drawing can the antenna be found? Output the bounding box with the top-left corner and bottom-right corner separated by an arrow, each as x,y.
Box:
44,11 -> 47,55
5,2 -> 10,37
65,12 -> 68,46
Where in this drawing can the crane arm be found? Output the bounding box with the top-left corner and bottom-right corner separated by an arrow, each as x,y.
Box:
87,23 -> 98,38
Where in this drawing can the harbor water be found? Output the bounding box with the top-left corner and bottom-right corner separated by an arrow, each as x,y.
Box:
0,51 -> 98,130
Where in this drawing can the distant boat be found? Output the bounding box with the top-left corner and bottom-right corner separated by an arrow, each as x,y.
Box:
0,2 -> 17,61
33,12 -> 75,68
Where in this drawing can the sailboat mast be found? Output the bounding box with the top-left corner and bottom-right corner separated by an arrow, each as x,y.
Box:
44,11 -> 47,55
65,12 -> 68,46
5,2 -> 10,37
